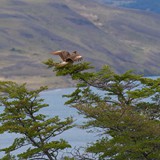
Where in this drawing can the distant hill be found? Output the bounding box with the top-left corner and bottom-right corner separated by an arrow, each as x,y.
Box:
97,0 -> 160,14
0,0 -> 160,88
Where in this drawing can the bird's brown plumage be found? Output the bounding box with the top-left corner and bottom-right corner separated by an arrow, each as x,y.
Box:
50,50 -> 83,66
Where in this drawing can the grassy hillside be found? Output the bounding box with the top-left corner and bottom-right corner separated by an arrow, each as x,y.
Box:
0,0 -> 160,88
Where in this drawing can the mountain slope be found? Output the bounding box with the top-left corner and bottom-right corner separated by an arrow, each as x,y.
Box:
0,0 -> 160,88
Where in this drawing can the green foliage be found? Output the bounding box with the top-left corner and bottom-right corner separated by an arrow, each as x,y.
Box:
0,81 -> 74,160
0,153 -> 15,160
46,59 -> 160,160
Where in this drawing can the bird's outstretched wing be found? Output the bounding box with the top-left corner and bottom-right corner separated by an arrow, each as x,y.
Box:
50,50 -> 70,61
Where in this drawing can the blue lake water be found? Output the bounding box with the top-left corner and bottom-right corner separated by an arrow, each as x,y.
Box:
40,88 -> 99,146
0,88 -> 98,158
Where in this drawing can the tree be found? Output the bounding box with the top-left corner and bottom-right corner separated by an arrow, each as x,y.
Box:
45,59 -> 160,160
0,81 -> 74,160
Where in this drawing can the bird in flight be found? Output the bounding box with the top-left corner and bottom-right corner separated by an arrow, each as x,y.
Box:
50,50 -> 83,66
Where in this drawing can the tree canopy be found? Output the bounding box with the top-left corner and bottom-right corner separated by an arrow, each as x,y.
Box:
0,81 -> 74,160
45,59 -> 160,160
0,59 -> 159,160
